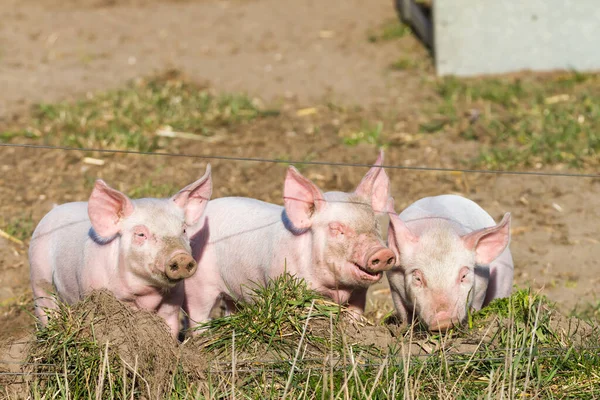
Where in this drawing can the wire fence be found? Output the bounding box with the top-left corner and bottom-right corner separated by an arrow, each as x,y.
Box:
1,142 -> 598,179
1,142 -> 599,381
2,344 -> 600,377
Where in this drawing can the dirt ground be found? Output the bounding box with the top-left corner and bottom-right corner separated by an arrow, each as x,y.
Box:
0,0 -> 427,121
1,0 -> 599,353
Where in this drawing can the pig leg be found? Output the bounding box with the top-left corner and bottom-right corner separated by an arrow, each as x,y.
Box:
347,288 -> 367,317
183,286 -> 222,334
29,240 -> 58,326
483,249 -> 515,307
390,289 -> 410,326
157,307 -> 182,339
223,298 -> 238,316
472,266 -> 491,311
153,288 -> 186,339
31,280 -> 57,326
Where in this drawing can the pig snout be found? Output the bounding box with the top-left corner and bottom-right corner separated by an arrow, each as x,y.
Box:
165,252 -> 197,281
365,248 -> 395,272
427,311 -> 456,332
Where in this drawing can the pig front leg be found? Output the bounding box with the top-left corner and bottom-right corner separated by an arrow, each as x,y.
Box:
159,308 -> 183,339
347,288 -> 367,317
223,298 -> 238,316
390,289 -> 411,326
387,271 -> 412,326
152,290 -> 187,339
30,242 -> 59,327
483,249 -> 515,307
31,279 -> 58,326
472,265 -> 491,311
183,286 -> 223,335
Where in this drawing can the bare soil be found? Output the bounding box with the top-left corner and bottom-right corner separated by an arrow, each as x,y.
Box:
0,0 -> 599,368
0,0 -> 428,121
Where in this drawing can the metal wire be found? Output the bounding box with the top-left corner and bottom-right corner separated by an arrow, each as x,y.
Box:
3,345 -> 599,376
0,361 -> 55,366
0,372 -> 58,377
0,141 -> 598,379
1,142 -> 598,179
3,349 -> 598,377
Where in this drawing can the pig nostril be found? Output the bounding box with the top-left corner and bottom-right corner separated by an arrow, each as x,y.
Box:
170,262 -> 179,272
386,257 -> 394,265
371,258 -> 380,266
187,262 -> 195,271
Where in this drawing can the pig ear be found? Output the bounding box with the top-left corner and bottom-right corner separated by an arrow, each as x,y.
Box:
88,180 -> 134,238
462,213 -> 511,265
172,164 -> 213,225
355,149 -> 390,214
385,196 -> 396,214
283,166 -> 325,230
387,213 -> 418,263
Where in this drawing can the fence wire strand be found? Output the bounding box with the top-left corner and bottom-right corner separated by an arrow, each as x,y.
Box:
1,143 -> 598,179
2,346 -> 599,377
0,142 -> 598,380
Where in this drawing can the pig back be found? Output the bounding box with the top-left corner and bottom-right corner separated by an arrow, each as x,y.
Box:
399,195 -> 496,232
191,197 -> 289,299
30,202 -> 95,303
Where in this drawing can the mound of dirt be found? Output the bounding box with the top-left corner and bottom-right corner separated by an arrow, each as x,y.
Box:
26,290 -> 186,398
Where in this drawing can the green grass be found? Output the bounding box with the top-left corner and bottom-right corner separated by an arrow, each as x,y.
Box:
3,69 -> 597,172
342,121 -> 386,147
367,19 -> 412,43
195,272 -> 343,358
389,56 -> 418,71
25,291 -> 182,399
26,298 -> 127,398
424,72 -> 600,169
13,278 -> 600,399
0,214 -> 34,242
127,180 -> 179,199
570,300 -> 600,323
0,73 -> 278,152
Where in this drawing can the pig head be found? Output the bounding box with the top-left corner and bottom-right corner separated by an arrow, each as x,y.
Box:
282,151 -> 396,295
386,197 -> 511,331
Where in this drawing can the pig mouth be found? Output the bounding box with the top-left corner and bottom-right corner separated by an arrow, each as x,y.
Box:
352,262 -> 383,282
157,273 -> 183,288
165,275 -> 184,284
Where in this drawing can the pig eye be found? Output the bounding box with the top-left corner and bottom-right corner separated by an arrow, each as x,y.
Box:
132,225 -> 149,243
412,270 -> 424,287
459,267 -> 471,283
329,222 -> 345,236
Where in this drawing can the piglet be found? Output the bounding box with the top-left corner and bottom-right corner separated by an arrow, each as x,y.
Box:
184,152 -> 396,329
29,165 -> 212,337
386,194 -> 513,331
